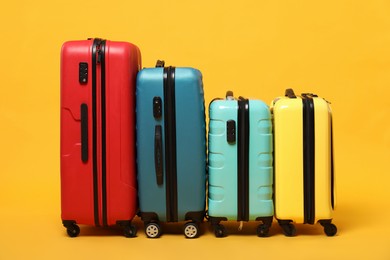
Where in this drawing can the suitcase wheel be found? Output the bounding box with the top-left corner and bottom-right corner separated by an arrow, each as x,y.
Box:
214,224 -> 226,238
256,224 -> 270,237
66,224 -> 80,238
280,223 -> 296,237
183,222 -> 199,239
145,222 -> 161,238
323,223 -> 337,237
123,225 -> 137,238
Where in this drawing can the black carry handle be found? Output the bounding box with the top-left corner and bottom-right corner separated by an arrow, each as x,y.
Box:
80,104 -> 88,163
285,88 -> 297,98
226,90 -> 234,99
154,125 -> 163,185
156,60 -> 165,68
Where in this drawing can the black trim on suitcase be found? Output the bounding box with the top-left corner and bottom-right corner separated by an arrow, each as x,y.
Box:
163,66 -> 178,222
80,104 -> 88,163
100,40 -> 108,227
154,125 -> 163,185
237,98 -> 250,222
302,95 -> 315,224
330,113 -> 334,209
91,38 -> 100,227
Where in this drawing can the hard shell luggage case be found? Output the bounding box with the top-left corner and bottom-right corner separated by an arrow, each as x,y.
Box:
271,89 -> 337,236
136,60 -> 206,239
60,38 -> 141,237
208,91 -> 274,237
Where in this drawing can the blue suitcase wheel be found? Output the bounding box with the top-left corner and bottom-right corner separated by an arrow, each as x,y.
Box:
183,222 -> 199,239
66,224 -> 80,238
145,222 -> 161,238
123,225 -> 137,238
214,224 -> 226,238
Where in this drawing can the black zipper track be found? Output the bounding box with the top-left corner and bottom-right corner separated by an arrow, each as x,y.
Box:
91,39 -> 100,227
330,113 -> 334,209
163,66 -> 178,222
100,40 -> 108,227
237,98 -> 249,221
302,95 -> 315,224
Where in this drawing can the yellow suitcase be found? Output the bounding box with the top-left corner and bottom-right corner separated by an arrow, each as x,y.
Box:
271,89 -> 337,236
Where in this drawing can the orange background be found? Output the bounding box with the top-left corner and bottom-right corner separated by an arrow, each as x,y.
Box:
0,0 -> 389,259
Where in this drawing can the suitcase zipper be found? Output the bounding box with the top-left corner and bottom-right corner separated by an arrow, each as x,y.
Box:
91,38 -> 108,227
237,98 -> 250,222
302,94 -> 315,224
91,38 -> 101,226
330,112 -> 334,210
163,66 -> 178,222
99,40 -> 108,227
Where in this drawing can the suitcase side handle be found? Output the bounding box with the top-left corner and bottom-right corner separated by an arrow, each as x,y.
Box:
285,88 -> 297,98
154,125 -> 164,185
80,103 -> 88,163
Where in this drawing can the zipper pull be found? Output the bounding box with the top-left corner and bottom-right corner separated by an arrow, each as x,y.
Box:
285,88 -> 297,98
238,221 -> 244,231
97,49 -> 102,64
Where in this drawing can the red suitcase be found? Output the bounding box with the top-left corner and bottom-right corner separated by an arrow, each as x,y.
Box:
60,38 -> 141,237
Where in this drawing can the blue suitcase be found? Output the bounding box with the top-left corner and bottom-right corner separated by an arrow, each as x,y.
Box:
208,91 -> 274,237
136,60 -> 206,238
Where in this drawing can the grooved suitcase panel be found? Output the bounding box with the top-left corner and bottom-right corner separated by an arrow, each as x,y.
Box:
136,68 -> 167,220
61,40 -> 95,225
208,101 -> 239,219
175,68 -> 206,219
208,98 -> 274,221
103,41 -> 139,225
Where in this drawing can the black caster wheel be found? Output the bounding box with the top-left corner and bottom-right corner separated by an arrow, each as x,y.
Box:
214,224 -> 226,238
324,223 -> 337,236
123,225 -> 137,238
145,222 -> 161,238
183,222 -> 199,239
66,224 -> 80,238
281,223 -> 296,237
256,224 -> 270,237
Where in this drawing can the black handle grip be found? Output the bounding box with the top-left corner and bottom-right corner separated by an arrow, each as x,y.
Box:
154,125 -> 163,185
156,60 -> 165,68
285,88 -> 297,98
80,104 -> 88,163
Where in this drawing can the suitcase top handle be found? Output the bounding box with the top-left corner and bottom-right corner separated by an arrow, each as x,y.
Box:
225,91 -> 248,101
302,93 -> 318,98
285,88 -> 297,98
156,60 -> 165,68
226,90 -> 234,100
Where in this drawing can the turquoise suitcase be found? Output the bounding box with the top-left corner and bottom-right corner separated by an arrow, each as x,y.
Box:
136,61 -> 206,238
208,91 -> 274,237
